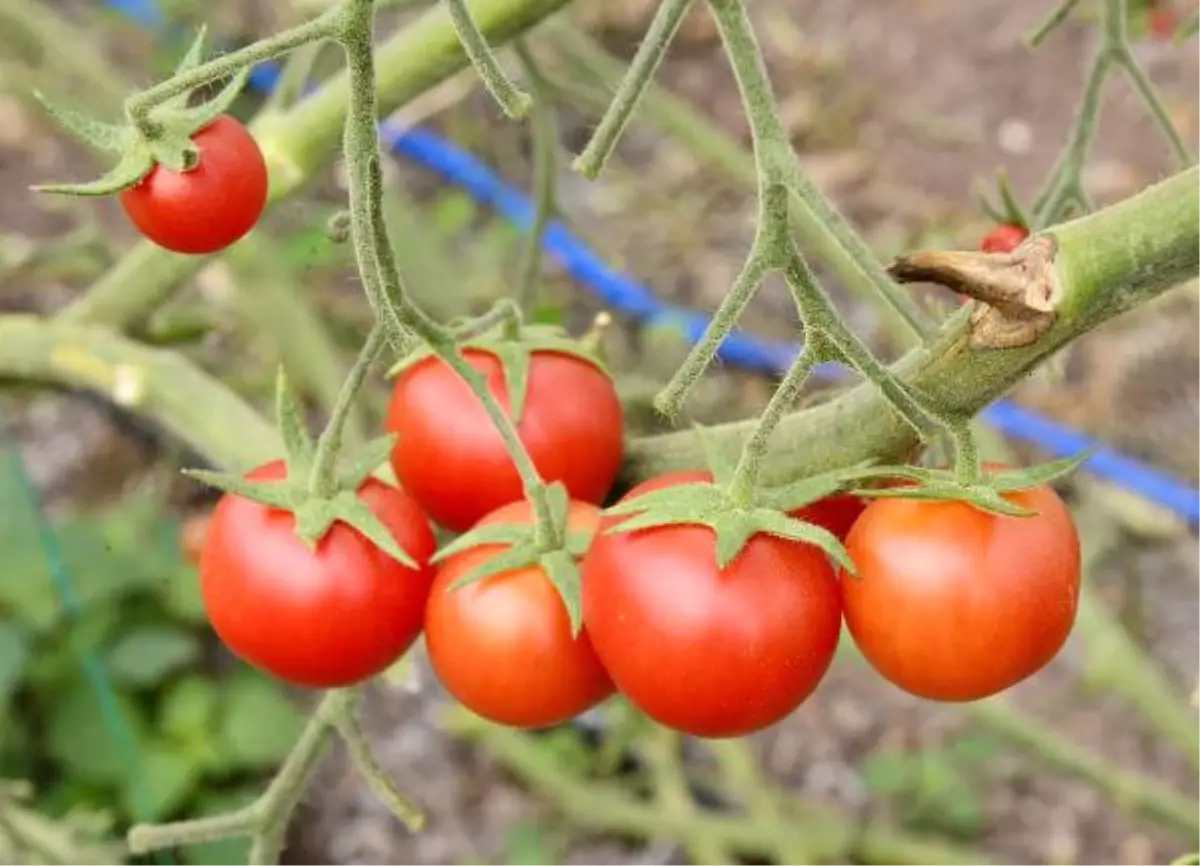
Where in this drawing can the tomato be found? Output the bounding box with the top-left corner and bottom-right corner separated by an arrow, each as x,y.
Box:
199,460 -> 436,688
1148,7 -> 1178,39
979,224 -> 1028,254
119,115 -> 268,255
792,492 -> 868,541
841,477 -> 1080,701
425,499 -> 614,728
386,348 -> 624,532
582,471 -> 842,738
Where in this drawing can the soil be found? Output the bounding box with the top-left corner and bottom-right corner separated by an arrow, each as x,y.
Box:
1,0 -> 1197,864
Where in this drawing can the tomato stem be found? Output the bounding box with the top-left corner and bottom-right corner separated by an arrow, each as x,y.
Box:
513,39 -> 557,319
124,9 -> 340,140
308,323 -> 387,498
442,0 -> 531,118
337,0 -> 562,549
571,0 -> 693,180
948,421 -> 982,485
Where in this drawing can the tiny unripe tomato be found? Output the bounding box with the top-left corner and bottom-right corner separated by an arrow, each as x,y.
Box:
582,471 -> 842,738
199,460 -> 437,688
979,224 -> 1028,254
841,474 -> 1081,701
425,499 -> 614,728
386,348 -> 624,532
120,115 -> 268,255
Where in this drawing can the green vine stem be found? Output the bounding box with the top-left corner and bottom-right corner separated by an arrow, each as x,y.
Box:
307,324 -> 386,497
442,0 -> 531,118
642,725 -> 733,865
57,0 -> 574,331
571,0 -> 693,179
446,710 -> 993,865
512,39 -> 557,317
124,9 -> 339,137
338,0 -> 561,548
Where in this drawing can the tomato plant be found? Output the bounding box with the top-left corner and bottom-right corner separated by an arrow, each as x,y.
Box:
425,499 -> 614,728
581,471 -> 843,738
841,476 -> 1081,701
199,460 -> 437,688
119,115 -> 268,255
385,348 -> 624,532
979,223 -> 1028,254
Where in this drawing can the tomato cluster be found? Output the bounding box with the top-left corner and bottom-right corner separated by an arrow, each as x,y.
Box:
196,342 -> 1081,738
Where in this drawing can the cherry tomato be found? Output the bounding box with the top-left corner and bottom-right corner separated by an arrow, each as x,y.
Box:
425,499 -> 614,728
979,224 -> 1028,254
792,493 -> 868,541
841,476 -> 1080,701
386,348 -> 624,532
199,460 -> 436,688
1148,7 -> 1178,39
119,115 -> 268,255
582,471 -> 842,738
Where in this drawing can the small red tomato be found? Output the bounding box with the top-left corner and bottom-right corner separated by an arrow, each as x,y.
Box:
841,474 -> 1081,701
425,499 -> 614,728
199,460 -> 436,688
582,471 -> 842,738
1148,7 -> 1178,39
979,223 -> 1028,254
386,348 -> 624,532
120,115 -> 268,255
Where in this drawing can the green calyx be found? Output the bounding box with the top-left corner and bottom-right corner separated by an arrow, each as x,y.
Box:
843,452 -> 1092,517
976,168 -> 1032,232
183,368 -> 419,569
429,483 -> 593,635
31,27 -> 250,197
386,319 -> 609,424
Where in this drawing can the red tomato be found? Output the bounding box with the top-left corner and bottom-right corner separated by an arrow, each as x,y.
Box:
1148,7 -> 1178,39
120,115 -> 268,255
841,477 -> 1080,701
199,460 -> 436,688
425,499 -> 614,728
386,348 -> 624,532
979,224 -> 1028,254
792,493 -> 868,541
582,471 -> 842,738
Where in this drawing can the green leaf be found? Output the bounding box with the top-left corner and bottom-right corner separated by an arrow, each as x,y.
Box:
33,145 -> 155,196
862,749 -> 917,794
325,490 -> 419,569
32,91 -> 127,152
273,366 -> 315,474
48,679 -> 145,783
432,523 -> 532,564
129,740 -> 201,821
448,543 -> 540,591
0,623 -> 30,707
218,674 -> 305,770
337,434 -> 399,490
495,343 -> 532,423
161,676 -> 220,741
164,568 -> 209,623
107,625 -> 201,687
540,549 -> 582,635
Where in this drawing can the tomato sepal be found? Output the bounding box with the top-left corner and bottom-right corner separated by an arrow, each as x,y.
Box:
295,491 -> 419,569
385,322 -> 610,424
275,366 -> 317,474
986,450 -> 1092,492
603,480 -> 853,572
182,468 -> 298,508
336,434 -> 400,489
758,461 -> 883,512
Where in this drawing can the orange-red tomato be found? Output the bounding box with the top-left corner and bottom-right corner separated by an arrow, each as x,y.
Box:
385,348 -> 624,532
425,499 -> 614,728
119,116 -> 268,255
582,471 -> 842,738
979,223 -> 1028,254
199,460 -> 437,688
841,479 -> 1081,701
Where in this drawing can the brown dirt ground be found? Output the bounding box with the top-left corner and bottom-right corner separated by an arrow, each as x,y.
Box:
1,0 -> 1197,864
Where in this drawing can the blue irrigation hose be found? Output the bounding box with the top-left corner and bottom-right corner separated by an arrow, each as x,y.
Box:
97,0 -> 1200,526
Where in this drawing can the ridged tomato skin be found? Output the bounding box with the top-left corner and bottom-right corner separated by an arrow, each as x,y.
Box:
841,482 -> 1081,701
581,472 -> 842,738
385,348 -> 624,532
199,460 -> 437,688
425,500 -> 614,728
119,115 -> 268,255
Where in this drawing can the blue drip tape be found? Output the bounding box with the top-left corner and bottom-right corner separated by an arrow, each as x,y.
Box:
97,0 -> 1200,526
